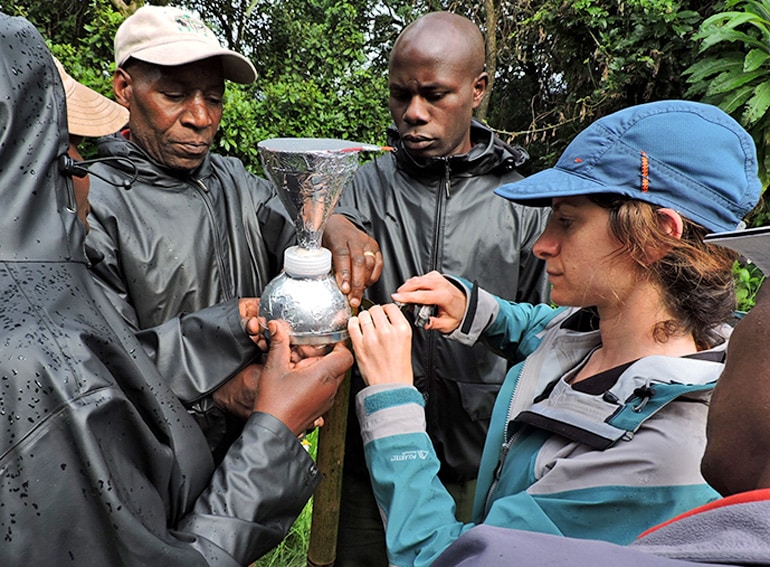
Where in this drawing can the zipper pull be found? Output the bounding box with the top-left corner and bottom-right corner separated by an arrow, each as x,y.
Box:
193,178 -> 209,193
484,438 -> 513,515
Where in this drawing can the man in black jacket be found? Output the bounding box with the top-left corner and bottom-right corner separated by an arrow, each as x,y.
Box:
84,5 -> 382,449
335,11 -> 549,565
0,12 -> 353,565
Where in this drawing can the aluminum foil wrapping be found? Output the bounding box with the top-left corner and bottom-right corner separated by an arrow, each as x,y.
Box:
259,271 -> 352,345
257,138 -> 363,344
258,138 -> 361,249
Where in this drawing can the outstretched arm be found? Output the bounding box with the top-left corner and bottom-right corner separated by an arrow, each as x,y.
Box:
178,320 -> 354,561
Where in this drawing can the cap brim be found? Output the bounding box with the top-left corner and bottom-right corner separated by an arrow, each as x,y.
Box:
494,166 -> 619,206
128,42 -> 257,84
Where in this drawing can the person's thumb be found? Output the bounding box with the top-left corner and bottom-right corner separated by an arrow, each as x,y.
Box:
266,320 -> 291,367
323,342 -> 354,379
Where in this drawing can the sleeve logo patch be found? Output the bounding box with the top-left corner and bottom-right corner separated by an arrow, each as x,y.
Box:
390,450 -> 429,462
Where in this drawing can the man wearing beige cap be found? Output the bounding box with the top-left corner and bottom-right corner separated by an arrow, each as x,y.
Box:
85,5 -> 381,454
56,56 -> 275,442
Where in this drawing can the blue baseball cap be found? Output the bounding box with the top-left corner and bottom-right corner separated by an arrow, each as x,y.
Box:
495,100 -> 762,233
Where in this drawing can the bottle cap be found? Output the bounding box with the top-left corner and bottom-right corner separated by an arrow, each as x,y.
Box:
283,246 -> 332,277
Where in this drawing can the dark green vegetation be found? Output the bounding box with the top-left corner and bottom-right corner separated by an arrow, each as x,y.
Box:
8,0 -> 766,310
4,3 -> 769,564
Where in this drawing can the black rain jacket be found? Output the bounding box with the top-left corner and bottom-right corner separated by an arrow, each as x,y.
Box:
0,14 -> 319,565
339,122 -> 550,482
86,132 -> 295,331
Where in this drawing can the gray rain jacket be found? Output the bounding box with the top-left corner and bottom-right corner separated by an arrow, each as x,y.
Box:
86,132 -> 295,331
0,14 -> 319,565
84,123 -> 366,413
83,95 -> 299,448
338,122 -> 550,482
435,489 -> 770,566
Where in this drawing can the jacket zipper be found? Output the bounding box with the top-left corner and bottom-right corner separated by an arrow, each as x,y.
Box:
429,160 -> 451,269
191,177 -> 235,301
484,355 -> 532,515
424,161 -> 450,407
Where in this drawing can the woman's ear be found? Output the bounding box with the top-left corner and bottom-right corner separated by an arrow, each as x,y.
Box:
657,208 -> 684,240
642,208 -> 684,265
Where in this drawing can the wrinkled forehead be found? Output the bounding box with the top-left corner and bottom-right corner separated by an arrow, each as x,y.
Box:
124,57 -> 225,90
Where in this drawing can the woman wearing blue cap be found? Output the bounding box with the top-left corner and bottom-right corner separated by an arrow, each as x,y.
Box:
346,101 -> 762,567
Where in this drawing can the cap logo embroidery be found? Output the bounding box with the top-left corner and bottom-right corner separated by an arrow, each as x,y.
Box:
640,151 -> 649,193
174,15 -> 217,41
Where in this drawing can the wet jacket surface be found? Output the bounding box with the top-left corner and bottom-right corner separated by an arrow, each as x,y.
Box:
86,132 -> 296,330
436,489 -> 770,566
355,284 -> 724,566
338,122 -> 550,482
0,14 -> 319,565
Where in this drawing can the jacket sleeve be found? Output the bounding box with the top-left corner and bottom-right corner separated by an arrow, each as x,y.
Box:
445,276 -> 558,361
176,412 -> 321,564
135,298 -> 260,403
434,524 -> 702,567
336,173 -> 374,228
333,176 -> 373,233
356,385 -> 472,567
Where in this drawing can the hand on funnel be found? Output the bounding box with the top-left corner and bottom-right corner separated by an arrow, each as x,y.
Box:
323,214 -> 383,308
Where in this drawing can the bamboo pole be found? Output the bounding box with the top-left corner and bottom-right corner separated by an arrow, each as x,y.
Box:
306,365 -> 351,567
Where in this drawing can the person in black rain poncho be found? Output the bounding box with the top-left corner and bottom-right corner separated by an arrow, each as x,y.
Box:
0,12 -> 353,566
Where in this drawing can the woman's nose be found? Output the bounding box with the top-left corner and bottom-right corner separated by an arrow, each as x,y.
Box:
533,228 -> 558,260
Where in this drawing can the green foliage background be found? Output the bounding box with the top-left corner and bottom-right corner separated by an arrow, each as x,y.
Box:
3,0 -> 770,563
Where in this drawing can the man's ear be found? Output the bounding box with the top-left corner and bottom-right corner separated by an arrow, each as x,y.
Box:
658,208 -> 684,240
471,72 -> 489,108
113,68 -> 132,109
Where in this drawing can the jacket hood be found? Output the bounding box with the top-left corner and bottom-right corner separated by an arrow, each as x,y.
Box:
386,118 -> 529,177
0,14 -> 85,263
0,14 -> 220,561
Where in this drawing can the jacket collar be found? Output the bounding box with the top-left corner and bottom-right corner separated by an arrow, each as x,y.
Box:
98,130 -> 215,186
387,119 -> 528,178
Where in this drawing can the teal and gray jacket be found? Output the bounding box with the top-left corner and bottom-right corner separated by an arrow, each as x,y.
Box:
356,280 -> 724,567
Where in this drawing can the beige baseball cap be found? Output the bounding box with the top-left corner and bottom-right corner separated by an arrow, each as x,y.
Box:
114,5 -> 256,84
54,57 -> 129,138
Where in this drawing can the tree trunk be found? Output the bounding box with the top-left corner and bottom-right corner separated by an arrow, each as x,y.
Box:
110,0 -> 140,17
477,0 -> 497,122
